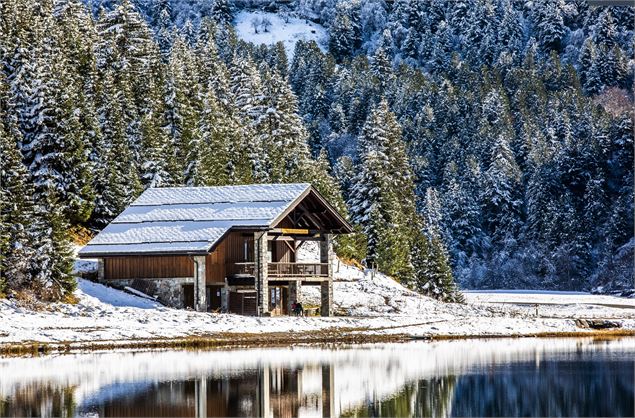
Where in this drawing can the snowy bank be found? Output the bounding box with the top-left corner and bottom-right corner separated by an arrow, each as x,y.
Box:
1,258 -> 634,349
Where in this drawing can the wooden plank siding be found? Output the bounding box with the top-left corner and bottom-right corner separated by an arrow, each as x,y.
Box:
104,256 -> 193,280
273,240 -> 293,263
206,232 -> 254,283
103,231 -> 296,283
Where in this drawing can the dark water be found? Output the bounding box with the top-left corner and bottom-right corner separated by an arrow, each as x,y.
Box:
0,338 -> 633,417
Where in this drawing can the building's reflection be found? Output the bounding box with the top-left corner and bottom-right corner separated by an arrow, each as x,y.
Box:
79,363 -> 336,418
0,363 -> 335,418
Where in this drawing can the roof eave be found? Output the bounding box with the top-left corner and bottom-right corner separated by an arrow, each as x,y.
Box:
78,250 -> 211,258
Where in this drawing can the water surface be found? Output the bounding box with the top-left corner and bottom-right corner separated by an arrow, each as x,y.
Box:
0,337 -> 633,417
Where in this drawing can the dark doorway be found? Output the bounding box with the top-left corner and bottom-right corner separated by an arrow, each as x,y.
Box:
182,284 -> 194,309
206,286 -> 222,312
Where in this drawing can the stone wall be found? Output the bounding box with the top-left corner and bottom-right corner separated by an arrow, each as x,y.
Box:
101,277 -> 194,309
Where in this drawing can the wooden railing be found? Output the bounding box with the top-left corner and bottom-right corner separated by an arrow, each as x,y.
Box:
268,262 -> 328,277
230,262 -> 328,278
231,262 -> 255,276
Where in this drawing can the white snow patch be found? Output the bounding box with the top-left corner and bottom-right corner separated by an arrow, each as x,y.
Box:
464,290 -> 635,309
73,259 -> 98,275
234,11 -> 328,59
78,280 -> 162,309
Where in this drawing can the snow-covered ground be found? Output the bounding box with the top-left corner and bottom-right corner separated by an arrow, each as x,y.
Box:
234,11 -> 327,59
465,290 -> 635,309
1,258 -> 634,347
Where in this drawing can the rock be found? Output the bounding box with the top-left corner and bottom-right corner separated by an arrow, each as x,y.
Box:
575,319 -> 622,329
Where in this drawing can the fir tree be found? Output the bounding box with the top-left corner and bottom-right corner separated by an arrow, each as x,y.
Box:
0,113 -> 36,294
29,186 -> 75,301
349,99 -> 417,279
412,224 -> 464,303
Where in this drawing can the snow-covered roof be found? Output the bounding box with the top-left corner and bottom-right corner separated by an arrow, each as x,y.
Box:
80,183 -> 314,257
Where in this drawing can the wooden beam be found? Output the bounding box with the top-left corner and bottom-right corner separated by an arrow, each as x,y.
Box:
283,240 -> 295,253
267,235 -> 295,241
270,228 -> 311,235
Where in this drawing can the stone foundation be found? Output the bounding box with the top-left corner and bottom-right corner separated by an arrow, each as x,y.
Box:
101,277 -> 194,308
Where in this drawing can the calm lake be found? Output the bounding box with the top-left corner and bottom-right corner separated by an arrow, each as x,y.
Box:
0,337 -> 633,417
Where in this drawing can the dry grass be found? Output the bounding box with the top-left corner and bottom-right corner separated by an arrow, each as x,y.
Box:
0,329 -> 409,357
61,293 -> 79,305
3,327 -> 634,358
69,225 -> 93,246
10,290 -> 48,311
427,329 -> 635,340
337,257 -> 364,270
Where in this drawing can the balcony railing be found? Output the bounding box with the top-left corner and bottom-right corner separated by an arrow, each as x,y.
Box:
231,262 -> 328,278
268,262 -> 328,277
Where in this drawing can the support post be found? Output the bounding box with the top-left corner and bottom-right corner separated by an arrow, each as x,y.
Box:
255,231 -> 269,316
221,287 -> 228,312
97,258 -> 105,281
193,255 -> 207,312
320,234 -> 333,317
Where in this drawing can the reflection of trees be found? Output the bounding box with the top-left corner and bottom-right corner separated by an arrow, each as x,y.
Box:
450,359 -> 634,417
415,376 -> 457,417
342,375 -> 458,418
0,383 -> 76,417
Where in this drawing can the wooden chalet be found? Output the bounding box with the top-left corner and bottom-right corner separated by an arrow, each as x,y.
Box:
79,183 -> 353,316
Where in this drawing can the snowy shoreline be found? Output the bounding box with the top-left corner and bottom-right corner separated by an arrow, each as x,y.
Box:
1,261 -> 634,353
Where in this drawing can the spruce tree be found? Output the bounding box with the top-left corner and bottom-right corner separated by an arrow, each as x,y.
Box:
29,186 -> 75,301
349,99 -> 417,279
0,113 -> 36,294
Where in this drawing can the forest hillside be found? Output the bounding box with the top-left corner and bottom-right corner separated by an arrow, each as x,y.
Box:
0,0 -> 633,302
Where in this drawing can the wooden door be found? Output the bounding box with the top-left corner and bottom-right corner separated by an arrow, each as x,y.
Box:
206,286 -> 222,312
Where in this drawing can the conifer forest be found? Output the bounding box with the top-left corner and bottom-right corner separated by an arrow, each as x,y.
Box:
0,0 -> 633,302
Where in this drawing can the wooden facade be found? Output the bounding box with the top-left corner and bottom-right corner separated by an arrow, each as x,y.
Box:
104,256 -> 193,280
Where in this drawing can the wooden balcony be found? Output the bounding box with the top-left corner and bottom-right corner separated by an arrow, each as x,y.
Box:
231,262 -> 329,278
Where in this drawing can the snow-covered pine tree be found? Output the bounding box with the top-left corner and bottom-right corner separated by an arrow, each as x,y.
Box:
91,69 -> 141,228
28,185 -> 75,301
0,99 -> 36,295
228,54 -> 269,182
3,1 -> 93,224
349,98 -> 417,279
164,32 -> 202,185
211,0 -> 233,25
411,223 -> 464,303
96,0 -> 160,171
192,83 -> 233,186
329,3 -> 356,62
482,133 -> 523,243
532,0 -> 566,52
260,67 -> 314,182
